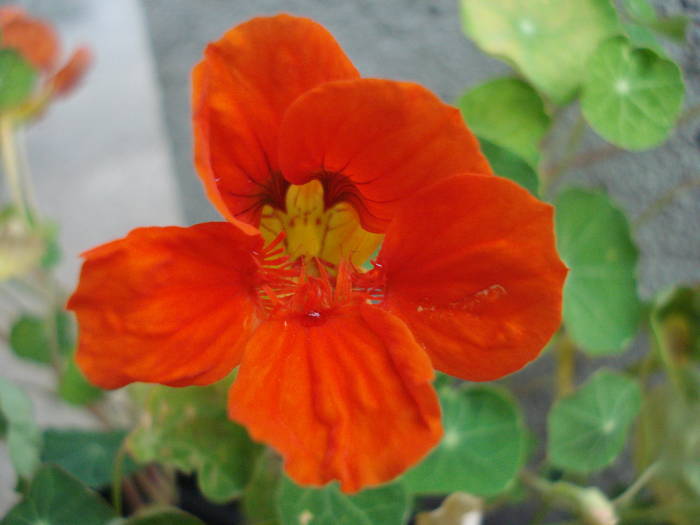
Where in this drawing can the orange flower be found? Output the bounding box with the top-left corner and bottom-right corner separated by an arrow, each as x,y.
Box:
67,15 -> 566,493
0,6 -> 91,105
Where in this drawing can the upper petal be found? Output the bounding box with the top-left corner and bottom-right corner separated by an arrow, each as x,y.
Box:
278,79 -> 492,233
67,222 -> 263,389
379,175 -> 567,381
192,15 -> 359,230
228,302 -> 442,493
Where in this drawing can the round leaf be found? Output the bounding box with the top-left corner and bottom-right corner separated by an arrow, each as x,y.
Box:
58,356 -> 103,405
581,36 -> 684,150
548,369 -> 641,473
0,49 -> 36,111
402,385 -> 526,496
41,429 -> 137,488
458,77 -> 550,166
623,23 -> 665,56
243,451 -> 282,525
0,378 -> 41,478
459,0 -> 620,104
276,477 -> 409,525
479,138 -> 539,196
128,383 -> 259,503
555,188 -> 642,355
623,0 -> 656,24
9,315 -> 52,363
1,464 -> 116,525
9,310 -> 74,365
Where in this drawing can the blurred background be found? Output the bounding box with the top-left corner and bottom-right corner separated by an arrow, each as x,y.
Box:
1,0 -> 699,517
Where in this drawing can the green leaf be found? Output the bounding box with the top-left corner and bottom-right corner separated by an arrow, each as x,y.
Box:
1,464 -> 117,525
479,138 -> 539,196
649,15 -> 690,42
402,384 -> 525,496
58,355 -> 103,405
581,36 -> 684,150
115,506 -> 205,525
0,378 -> 41,478
555,188 -> 643,355
623,0 -> 657,24
623,23 -> 665,56
9,310 -> 73,365
40,222 -> 62,269
276,477 -> 409,525
458,77 -> 550,166
0,49 -> 36,111
41,429 -> 137,488
548,369 -> 641,473
243,450 -> 282,525
128,383 -> 260,503
459,0 -> 620,104
10,315 -> 52,363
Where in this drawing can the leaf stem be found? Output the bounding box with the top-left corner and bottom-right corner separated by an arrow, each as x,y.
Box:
633,175 -> 700,228
613,461 -> 660,508
555,332 -> 576,398
0,116 -> 32,224
650,311 -> 685,396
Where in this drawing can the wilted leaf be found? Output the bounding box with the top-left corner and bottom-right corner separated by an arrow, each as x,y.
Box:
459,0 -> 620,103
128,383 -> 259,503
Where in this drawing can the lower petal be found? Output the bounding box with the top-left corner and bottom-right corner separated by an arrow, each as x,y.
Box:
228,302 -> 442,493
67,222 -> 263,389
379,175 -> 567,381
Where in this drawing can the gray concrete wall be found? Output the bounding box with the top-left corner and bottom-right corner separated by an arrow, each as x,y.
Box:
142,0 -> 700,298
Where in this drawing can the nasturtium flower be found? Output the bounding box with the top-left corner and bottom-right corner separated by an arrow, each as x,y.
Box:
0,6 -> 91,110
67,15 -> 566,493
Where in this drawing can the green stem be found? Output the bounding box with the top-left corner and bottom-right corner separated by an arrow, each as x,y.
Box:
555,332 -> 576,398
542,112 -> 587,196
112,442 -> 128,515
650,311 -> 685,396
0,117 -> 32,224
633,176 -> 700,228
613,461 -> 660,508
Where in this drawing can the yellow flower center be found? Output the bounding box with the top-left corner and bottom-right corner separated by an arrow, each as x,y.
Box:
259,180 -> 382,267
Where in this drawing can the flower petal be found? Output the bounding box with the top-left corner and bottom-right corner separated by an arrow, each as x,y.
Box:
0,7 -> 59,72
192,15 -> 359,230
228,302 -> 442,493
278,79 -> 492,232
379,175 -> 567,381
67,223 -> 263,389
50,46 -> 91,96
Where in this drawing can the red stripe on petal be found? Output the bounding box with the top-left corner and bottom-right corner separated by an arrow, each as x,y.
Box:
379,175 -> 567,381
228,302 -> 442,493
278,79 -> 491,233
67,222 -> 263,389
192,15 -> 359,227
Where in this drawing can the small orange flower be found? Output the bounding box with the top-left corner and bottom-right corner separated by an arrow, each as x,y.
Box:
0,6 -> 91,105
68,15 -> 566,493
